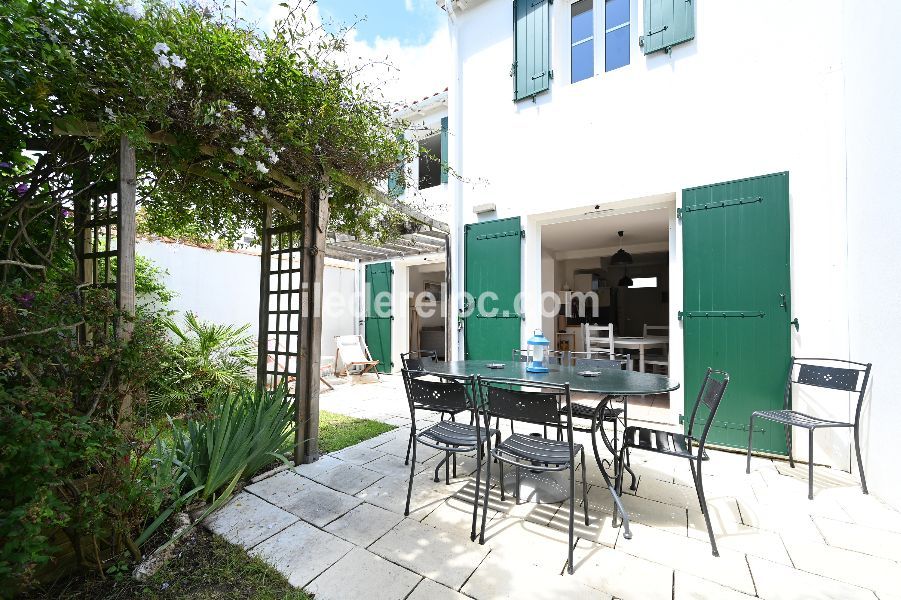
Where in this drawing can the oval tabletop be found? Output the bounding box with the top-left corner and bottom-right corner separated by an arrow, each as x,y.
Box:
421,360 -> 679,395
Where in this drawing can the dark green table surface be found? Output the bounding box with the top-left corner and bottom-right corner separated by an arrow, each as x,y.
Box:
422,361 -> 679,395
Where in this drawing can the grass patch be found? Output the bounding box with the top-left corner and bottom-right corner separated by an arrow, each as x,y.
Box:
27,529 -> 309,600
318,410 -> 395,453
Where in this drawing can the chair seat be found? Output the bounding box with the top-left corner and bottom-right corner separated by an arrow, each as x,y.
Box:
494,433 -> 582,466
417,421 -> 496,450
623,426 -> 708,460
752,409 -> 852,430
571,401 -> 623,422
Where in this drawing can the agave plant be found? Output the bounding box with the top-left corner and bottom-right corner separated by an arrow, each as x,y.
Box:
137,384 -> 294,548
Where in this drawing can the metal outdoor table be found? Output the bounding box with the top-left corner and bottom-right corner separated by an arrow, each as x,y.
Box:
419,360 -> 679,539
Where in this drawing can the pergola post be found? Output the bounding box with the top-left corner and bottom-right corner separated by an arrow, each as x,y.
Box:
295,178 -> 330,464
117,135 -> 137,341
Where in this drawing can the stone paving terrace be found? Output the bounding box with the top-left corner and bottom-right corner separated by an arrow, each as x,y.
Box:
205,376 -> 901,600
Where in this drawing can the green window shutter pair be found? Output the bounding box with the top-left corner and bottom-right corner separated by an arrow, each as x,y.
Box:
387,132 -> 405,197
513,0 -> 552,102
440,116 -> 448,184
641,0 -> 695,55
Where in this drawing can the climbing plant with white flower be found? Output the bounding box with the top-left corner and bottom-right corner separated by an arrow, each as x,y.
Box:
0,0 -> 419,246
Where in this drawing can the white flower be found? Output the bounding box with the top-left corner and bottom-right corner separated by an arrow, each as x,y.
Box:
157,54 -> 170,68
261,126 -> 269,137
252,106 -> 265,118
266,147 -> 279,164
255,161 -> 269,174
170,54 -> 186,69
312,69 -> 325,82
105,107 -> 116,120
247,45 -> 265,64
40,24 -> 60,44
153,42 -> 170,55
118,1 -> 144,19
231,147 -> 245,156
174,78 -> 184,90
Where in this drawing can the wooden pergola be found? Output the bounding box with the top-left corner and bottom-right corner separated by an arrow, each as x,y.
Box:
50,127 -> 447,465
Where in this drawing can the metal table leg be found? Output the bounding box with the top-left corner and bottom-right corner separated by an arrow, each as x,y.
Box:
591,396 -> 632,540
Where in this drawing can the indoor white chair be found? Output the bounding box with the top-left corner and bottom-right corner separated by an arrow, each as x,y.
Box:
642,324 -> 669,373
582,323 -> 615,359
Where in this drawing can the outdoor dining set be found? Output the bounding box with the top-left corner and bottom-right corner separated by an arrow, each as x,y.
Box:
395,334 -> 873,575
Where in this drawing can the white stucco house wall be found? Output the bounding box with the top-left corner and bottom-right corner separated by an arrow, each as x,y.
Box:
431,0 -> 901,508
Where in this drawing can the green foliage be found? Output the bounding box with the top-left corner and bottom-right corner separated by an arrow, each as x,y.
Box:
135,254 -> 175,307
149,313 -> 255,416
0,0 -> 418,246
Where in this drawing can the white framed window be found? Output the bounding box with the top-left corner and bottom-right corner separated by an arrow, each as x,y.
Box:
604,0 -> 630,72
570,0 -> 594,83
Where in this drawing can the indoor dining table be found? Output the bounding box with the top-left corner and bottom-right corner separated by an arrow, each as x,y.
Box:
418,360 -> 679,539
613,335 -> 668,372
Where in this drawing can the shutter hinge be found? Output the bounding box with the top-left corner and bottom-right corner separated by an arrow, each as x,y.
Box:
676,208 -> 683,220
520,229 -> 525,239
549,69 -> 554,80
678,414 -> 685,425
677,311 -> 684,320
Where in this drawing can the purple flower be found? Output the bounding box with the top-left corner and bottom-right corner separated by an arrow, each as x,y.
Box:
61,207 -> 73,218
0,162 -> 12,169
14,183 -> 29,197
14,291 -> 35,308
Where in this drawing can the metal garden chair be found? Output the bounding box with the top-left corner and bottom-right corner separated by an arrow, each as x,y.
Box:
617,368 -> 730,556
402,369 -> 497,541
746,357 -> 872,500
475,377 -> 590,574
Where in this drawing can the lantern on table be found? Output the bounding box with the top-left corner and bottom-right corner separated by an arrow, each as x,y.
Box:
526,329 -> 551,373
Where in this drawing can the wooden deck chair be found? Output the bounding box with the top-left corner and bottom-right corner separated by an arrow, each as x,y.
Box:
265,336 -> 333,390
335,334 -> 381,379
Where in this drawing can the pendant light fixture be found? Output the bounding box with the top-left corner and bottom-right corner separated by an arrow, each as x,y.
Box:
618,270 -> 634,288
610,230 -> 633,266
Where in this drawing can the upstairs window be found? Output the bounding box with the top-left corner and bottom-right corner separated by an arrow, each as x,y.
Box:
571,0 -> 594,84
418,133 -> 442,190
605,0 -> 630,71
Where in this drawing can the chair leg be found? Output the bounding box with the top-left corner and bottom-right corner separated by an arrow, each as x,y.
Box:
499,460 -> 505,502
854,423 -> 868,495
787,422 -> 795,469
405,429 -> 413,466
479,447 -> 492,544
470,444 -> 483,541
808,429 -> 814,500
452,452 -> 457,479
581,447 -> 590,526
515,465 -> 521,505
745,414 -> 755,474
689,459 -> 705,515
567,461 -> 576,575
445,451 -> 450,485
696,461 -> 719,557
613,444 -> 627,527
404,438 -> 417,516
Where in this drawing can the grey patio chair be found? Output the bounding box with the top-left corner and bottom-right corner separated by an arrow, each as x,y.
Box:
401,369 -> 498,542
617,367 -> 730,556
746,357 -> 872,500
475,376 -> 590,575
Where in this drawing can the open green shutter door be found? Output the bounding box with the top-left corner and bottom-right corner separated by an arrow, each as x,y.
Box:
681,172 -> 791,454
365,262 -> 393,373
464,217 -> 522,360
440,116 -> 449,184
513,0 -> 551,102
641,0 -> 695,55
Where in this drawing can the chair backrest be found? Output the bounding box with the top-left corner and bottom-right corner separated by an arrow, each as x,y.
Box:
583,323 -> 614,357
686,368 -> 730,453
335,335 -> 373,364
512,348 -> 530,362
477,377 -> 570,429
401,369 -> 474,420
643,324 -> 669,338
787,357 -> 872,425
401,350 -> 437,372
546,350 -> 568,365
574,356 -> 627,371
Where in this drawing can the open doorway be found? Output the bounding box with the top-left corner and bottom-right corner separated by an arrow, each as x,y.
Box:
541,207 -> 673,423
408,261 -> 447,360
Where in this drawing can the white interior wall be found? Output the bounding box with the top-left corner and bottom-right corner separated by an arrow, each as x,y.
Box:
136,240 -> 356,360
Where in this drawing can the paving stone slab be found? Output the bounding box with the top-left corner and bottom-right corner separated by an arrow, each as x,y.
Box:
330,443 -> 384,466
246,470 -> 308,507
203,492 -> 297,549
302,462 -> 385,496
364,453 -> 436,478
407,577 -> 470,600
687,509 -> 791,565
783,536 -> 901,598
369,518 -> 489,590
248,520 -> 353,588
306,547 -> 422,600
814,516 -> 901,563
674,572 -> 756,600
324,502 -> 404,547
357,472 -> 463,518
748,555 -> 878,600
461,551 -> 611,600
292,454 -> 344,479
571,543 -> 673,600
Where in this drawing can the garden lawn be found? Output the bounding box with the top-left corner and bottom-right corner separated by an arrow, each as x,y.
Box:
317,410 -> 395,453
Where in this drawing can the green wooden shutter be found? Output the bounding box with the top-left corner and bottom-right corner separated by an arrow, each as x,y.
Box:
365,262 -> 393,373
513,0 -> 551,102
681,172 -> 791,454
641,0 -> 695,55
464,217 -> 522,360
440,116 -> 449,185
